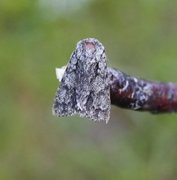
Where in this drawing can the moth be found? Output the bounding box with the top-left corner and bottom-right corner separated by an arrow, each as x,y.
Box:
52,38 -> 111,123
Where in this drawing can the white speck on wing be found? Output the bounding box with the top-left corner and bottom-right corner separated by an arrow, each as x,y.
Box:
56,66 -> 66,82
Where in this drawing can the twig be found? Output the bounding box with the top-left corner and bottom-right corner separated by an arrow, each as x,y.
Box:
109,68 -> 177,113
53,38 -> 177,122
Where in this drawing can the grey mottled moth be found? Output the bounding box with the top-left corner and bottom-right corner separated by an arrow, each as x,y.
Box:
52,38 -> 111,123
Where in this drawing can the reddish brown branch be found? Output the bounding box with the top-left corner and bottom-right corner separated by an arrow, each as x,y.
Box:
109,68 -> 177,113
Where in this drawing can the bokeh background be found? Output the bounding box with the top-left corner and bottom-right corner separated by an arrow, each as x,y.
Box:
1,0 -> 177,179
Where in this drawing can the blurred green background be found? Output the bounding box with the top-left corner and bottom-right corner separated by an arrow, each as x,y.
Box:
1,0 -> 177,179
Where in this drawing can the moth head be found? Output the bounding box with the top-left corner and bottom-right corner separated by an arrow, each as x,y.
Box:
76,38 -> 105,60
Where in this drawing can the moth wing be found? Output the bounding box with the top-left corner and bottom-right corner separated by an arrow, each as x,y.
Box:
52,53 -> 77,117
74,61 -> 111,123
